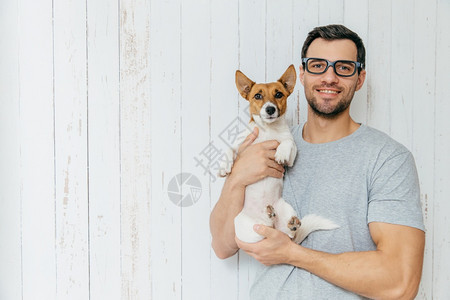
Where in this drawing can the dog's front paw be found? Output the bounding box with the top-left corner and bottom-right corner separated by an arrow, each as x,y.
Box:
287,142 -> 297,167
275,142 -> 292,165
217,160 -> 232,177
217,148 -> 235,177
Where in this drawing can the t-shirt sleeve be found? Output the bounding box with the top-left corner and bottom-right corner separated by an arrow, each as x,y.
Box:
367,150 -> 425,231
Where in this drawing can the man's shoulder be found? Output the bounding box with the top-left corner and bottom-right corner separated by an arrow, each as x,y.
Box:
357,125 -> 411,157
354,126 -> 419,179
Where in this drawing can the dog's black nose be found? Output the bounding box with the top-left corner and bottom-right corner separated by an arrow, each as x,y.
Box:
266,106 -> 276,115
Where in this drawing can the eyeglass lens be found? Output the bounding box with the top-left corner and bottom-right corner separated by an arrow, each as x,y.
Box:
306,59 -> 356,76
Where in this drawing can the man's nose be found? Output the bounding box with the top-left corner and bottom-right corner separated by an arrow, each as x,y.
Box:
321,65 -> 339,83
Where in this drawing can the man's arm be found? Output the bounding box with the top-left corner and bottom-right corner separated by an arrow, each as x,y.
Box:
210,175 -> 246,259
210,128 -> 284,259
237,222 -> 425,300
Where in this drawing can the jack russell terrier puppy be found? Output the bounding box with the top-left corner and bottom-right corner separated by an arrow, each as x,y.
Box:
219,65 -> 338,244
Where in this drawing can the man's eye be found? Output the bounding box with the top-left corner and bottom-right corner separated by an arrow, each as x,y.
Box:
254,93 -> 262,100
311,64 -> 324,69
275,92 -> 284,98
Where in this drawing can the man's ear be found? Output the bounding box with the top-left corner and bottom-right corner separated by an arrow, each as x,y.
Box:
235,70 -> 255,100
299,64 -> 305,86
355,69 -> 366,91
278,64 -> 296,95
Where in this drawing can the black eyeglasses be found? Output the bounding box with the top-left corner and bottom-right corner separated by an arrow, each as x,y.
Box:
302,58 -> 364,77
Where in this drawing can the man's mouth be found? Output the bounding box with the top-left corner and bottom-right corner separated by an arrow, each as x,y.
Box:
317,89 -> 340,94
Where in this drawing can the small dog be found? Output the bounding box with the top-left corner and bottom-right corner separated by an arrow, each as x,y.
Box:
219,65 -> 338,243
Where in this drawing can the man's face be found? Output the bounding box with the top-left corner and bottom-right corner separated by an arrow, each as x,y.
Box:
300,38 -> 366,119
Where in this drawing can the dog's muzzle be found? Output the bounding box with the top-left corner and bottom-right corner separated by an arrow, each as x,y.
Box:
260,102 -> 279,122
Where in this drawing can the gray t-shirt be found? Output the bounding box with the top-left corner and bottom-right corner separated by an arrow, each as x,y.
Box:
249,124 -> 424,300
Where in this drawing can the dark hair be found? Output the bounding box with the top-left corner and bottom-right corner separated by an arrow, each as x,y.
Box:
301,24 -> 366,70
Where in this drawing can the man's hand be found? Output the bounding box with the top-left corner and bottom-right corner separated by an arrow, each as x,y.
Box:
235,224 -> 295,266
229,127 -> 285,188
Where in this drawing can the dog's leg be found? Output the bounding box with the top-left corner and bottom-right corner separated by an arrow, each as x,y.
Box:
287,140 -> 297,167
274,139 -> 297,167
234,208 -> 274,243
218,147 -> 235,177
272,197 -> 300,239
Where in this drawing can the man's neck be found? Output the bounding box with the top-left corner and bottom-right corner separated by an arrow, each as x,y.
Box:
303,109 -> 360,144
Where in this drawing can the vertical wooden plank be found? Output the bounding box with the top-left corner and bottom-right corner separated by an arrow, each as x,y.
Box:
53,0 -> 89,297
149,0 -> 182,299
119,0 -> 152,298
266,0 -> 293,76
0,2 -> 22,299
87,0 -> 121,299
366,0 -> 392,133
319,0 -> 344,25
266,0 -> 294,125
239,0 -> 265,78
180,1 -> 211,299
210,0 -> 239,299
293,0 -> 319,125
389,0 -> 414,149
343,0 -> 369,50
237,1 -> 266,298
18,0 -> 57,299
344,0 -> 369,124
412,0 -> 437,299
432,0 -> 450,298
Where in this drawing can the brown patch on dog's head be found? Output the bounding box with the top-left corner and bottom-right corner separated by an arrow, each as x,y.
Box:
235,65 -> 296,122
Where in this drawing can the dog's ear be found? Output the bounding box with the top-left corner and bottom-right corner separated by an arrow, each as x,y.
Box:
235,70 -> 255,100
278,64 -> 296,95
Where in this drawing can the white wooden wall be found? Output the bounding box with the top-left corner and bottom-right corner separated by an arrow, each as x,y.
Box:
1,0 -> 449,299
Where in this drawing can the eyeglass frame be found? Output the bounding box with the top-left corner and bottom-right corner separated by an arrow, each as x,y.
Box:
301,57 -> 364,77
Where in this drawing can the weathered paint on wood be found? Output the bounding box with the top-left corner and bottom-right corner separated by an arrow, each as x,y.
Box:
1,1 -> 449,299
18,0 -> 56,299
149,0 -> 183,298
119,0 -> 152,299
87,0 -> 122,298
53,0 -> 90,297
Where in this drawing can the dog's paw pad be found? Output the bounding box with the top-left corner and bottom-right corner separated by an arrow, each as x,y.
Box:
266,205 -> 276,219
288,216 -> 301,232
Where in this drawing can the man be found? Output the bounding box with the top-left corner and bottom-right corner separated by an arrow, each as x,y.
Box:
210,24 -> 425,299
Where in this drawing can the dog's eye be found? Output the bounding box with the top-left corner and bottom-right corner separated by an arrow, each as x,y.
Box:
275,92 -> 284,98
254,93 -> 262,100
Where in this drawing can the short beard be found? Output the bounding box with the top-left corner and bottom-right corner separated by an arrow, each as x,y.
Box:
307,83 -> 357,119
308,97 -> 351,119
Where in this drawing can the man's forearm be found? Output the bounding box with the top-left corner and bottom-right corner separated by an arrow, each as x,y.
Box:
210,175 -> 245,259
289,247 -> 406,299
287,227 -> 424,299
